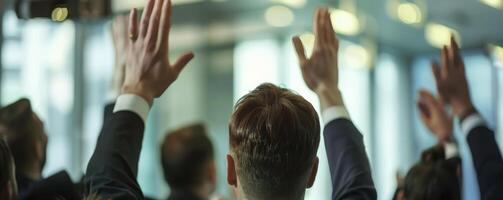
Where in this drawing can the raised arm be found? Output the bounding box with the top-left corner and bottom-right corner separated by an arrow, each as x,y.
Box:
431,37 -> 503,199
84,0 -> 194,198
416,90 -> 458,158
292,8 -> 376,200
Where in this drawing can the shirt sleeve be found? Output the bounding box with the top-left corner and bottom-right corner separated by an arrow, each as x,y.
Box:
461,113 -> 486,137
444,142 -> 458,159
113,94 -> 150,122
322,106 -> 350,126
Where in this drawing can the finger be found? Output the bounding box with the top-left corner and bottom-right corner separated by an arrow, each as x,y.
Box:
158,0 -> 172,54
419,90 -> 438,107
417,100 -> 431,120
441,46 -> 451,75
146,0 -> 164,48
325,9 -> 338,46
129,8 -> 139,42
450,36 -> 463,68
172,52 -> 195,72
140,0 -> 156,38
431,61 -> 441,83
313,9 -> 323,50
323,9 -> 334,46
292,36 -> 307,64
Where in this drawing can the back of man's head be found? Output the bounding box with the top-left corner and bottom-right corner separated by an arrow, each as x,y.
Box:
0,139 -> 16,200
404,145 -> 461,200
228,83 -> 320,200
160,123 -> 215,192
0,99 -> 47,173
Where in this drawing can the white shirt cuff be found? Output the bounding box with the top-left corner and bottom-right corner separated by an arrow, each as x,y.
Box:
322,106 -> 350,126
444,142 -> 458,159
460,113 -> 485,137
113,94 -> 150,122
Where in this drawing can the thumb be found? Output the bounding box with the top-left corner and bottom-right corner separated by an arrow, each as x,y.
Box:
172,52 -> 195,72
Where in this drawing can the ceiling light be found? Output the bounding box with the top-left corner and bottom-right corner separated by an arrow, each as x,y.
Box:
342,43 -> 371,69
489,44 -> 503,68
51,7 -> 68,22
272,0 -> 307,8
425,23 -> 461,49
265,6 -> 295,27
330,9 -> 360,36
480,0 -> 503,9
397,2 -> 422,25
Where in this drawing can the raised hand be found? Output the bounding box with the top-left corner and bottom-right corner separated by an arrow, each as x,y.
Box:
111,15 -> 129,95
122,0 -> 194,104
417,90 -> 453,144
431,37 -> 474,118
292,8 -> 343,109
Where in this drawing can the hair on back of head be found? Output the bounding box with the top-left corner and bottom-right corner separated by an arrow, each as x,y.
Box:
229,83 -> 321,199
404,145 -> 461,200
0,139 -> 14,190
0,98 -> 43,170
161,123 -> 214,190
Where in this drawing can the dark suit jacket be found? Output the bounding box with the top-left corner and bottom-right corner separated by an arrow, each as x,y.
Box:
17,170 -> 80,200
324,118 -> 377,200
465,124 -> 503,200
84,103 -> 145,200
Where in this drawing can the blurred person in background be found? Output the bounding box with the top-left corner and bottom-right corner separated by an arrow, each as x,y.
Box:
396,90 -> 462,200
0,139 -> 16,200
0,98 -> 80,199
160,123 -> 217,200
84,0 -> 195,198
428,37 -> 503,199
399,37 -> 503,200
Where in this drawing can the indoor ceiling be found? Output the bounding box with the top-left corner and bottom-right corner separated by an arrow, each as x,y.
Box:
127,0 -> 503,54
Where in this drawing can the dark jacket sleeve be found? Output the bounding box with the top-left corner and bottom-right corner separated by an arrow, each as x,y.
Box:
84,110 -> 145,199
466,125 -> 503,200
18,171 -> 80,200
324,118 -> 377,200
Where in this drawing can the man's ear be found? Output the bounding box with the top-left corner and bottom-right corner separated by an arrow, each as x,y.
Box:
226,154 -> 237,187
307,156 -> 319,188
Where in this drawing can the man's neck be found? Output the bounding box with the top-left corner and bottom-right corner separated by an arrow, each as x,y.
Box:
18,165 -> 42,181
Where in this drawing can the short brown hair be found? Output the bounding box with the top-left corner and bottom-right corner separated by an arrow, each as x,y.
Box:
0,99 -> 47,170
404,145 -> 461,200
160,123 -> 214,189
0,139 -> 14,191
229,83 -> 320,199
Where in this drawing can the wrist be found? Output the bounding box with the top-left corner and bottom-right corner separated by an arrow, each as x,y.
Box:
315,84 -> 344,111
452,100 -> 476,120
121,85 -> 154,106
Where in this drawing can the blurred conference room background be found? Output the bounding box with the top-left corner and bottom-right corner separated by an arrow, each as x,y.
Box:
1,0 -> 503,199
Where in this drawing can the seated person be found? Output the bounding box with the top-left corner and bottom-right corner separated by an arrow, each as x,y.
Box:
85,2 -> 376,200
397,89 -> 462,200
428,37 -> 503,199
160,123 -> 216,200
0,98 -> 80,199
0,139 -> 16,200
403,145 -> 461,200
84,0 -> 195,198
290,8 -> 376,199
